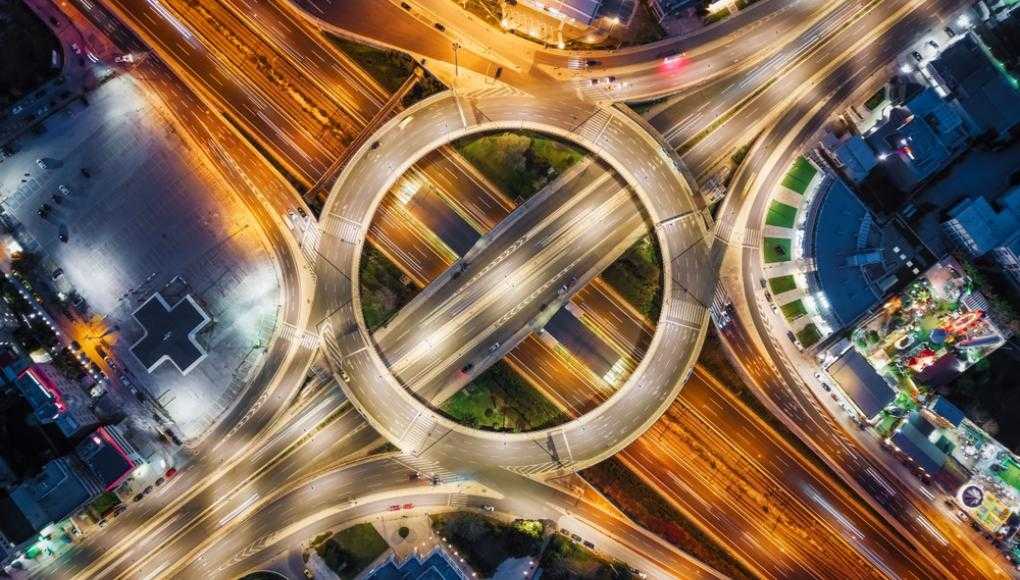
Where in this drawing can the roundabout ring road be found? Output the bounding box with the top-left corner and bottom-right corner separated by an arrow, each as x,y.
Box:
315,91 -> 713,477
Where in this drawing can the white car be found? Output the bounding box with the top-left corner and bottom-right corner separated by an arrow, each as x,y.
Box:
71,42 -> 82,55
11,105 -> 22,114
36,158 -> 47,169
58,184 -> 70,195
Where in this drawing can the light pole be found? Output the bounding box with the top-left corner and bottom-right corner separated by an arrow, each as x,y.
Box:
453,42 -> 461,91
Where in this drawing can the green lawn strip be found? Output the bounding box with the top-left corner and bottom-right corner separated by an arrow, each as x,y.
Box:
780,299 -> 808,322
431,513 -> 543,577
601,235 -> 663,319
796,323 -> 822,348
780,174 -> 810,195
864,87 -> 887,111
454,131 -> 584,201
765,201 -> 798,228
768,275 -> 797,295
88,492 -> 120,518
440,361 -> 567,432
789,157 -> 818,183
328,36 -> 412,93
874,411 -> 900,438
314,523 -> 388,579
539,534 -> 633,580
997,459 -> 1020,493
326,35 -> 444,105
581,457 -> 754,579
703,7 -> 732,24
763,237 -> 792,263
359,245 -> 420,331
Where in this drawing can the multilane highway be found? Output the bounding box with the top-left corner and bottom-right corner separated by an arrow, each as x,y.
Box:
306,0 -> 1009,576
317,91 -> 710,473
41,0 -> 1011,574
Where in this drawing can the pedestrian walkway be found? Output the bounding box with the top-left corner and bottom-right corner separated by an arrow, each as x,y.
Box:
757,155 -> 828,349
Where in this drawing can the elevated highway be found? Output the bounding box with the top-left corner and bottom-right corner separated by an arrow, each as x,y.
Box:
316,92 -> 711,476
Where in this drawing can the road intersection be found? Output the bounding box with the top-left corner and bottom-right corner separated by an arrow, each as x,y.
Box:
38,0 -> 1016,578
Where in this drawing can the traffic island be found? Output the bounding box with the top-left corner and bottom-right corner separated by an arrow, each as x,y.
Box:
310,523 -> 388,579
359,246 -> 420,331
326,35 -> 445,107
454,130 -> 584,202
581,456 -> 755,580
431,512 -> 543,578
600,234 -> 662,320
538,534 -> 634,580
439,361 -> 567,432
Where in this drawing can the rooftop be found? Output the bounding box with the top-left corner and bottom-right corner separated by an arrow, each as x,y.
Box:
9,457 -> 99,533
828,348 -> 896,419
76,427 -> 137,491
809,180 -> 887,327
130,293 -> 211,375
370,550 -> 466,580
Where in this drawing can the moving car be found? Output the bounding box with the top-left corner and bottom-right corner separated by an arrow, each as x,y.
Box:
660,49 -> 684,63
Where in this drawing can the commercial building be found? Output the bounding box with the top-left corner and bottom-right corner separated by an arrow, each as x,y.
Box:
820,129 -> 877,183
862,84 -> 969,192
75,426 -> 141,491
927,33 -> 1020,140
13,365 -> 97,438
942,186 -> 1020,287
6,457 -> 100,542
500,0 -> 635,45
647,0 -> 699,22
826,348 -> 896,420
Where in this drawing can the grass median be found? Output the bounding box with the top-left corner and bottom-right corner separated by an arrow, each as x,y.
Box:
440,361 -> 567,431
312,523 -> 388,579
454,131 -> 584,202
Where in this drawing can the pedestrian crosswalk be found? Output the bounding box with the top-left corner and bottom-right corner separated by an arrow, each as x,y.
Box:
396,452 -> 461,484
573,108 -> 613,146
279,321 -> 320,351
321,211 -> 362,243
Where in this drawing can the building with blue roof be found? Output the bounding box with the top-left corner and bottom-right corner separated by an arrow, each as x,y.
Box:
862,84 -> 969,192
369,548 -> 468,580
806,180 -> 910,329
928,33 -> 1020,140
13,365 -> 97,439
891,412 -> 950,475
929,396 -> 966,428
827,348 -> 896,420
943,185 -> 1020,289
8,457 -> 101,535
647,0 -> 699,22
76,426 -> 140,491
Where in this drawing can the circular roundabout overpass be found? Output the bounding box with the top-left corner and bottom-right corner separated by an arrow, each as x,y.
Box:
314,91 -> 713,477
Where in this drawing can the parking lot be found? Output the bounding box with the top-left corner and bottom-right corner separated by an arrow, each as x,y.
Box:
0,74 -> 280,440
